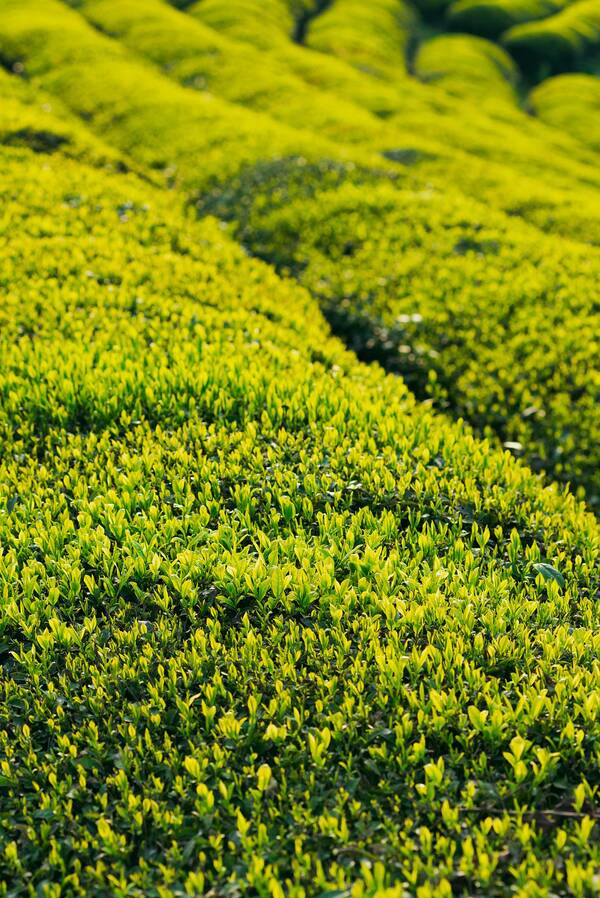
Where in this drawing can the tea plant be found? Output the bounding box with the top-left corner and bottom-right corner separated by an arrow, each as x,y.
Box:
4,0 -> 600,507
0,6 -> 598,895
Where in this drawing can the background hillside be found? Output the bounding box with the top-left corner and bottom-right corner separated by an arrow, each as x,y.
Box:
0,2 -> 598,897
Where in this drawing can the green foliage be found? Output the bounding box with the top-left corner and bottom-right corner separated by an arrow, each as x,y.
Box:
0,126 -> 598,897
0,68 -> 128,170
447,0 -> 571,40
8,0 -> 597,501
532,71 -> 600,151
0,5 -> 598,895
171,0 -> 600,244
187,0 -> 296,49
73,0 -> 399,148
414,32 -> 519,101
503,0 -> 600,76
0,0 -> 339,189
207,166 -> 600,505
304,0 -> 418,78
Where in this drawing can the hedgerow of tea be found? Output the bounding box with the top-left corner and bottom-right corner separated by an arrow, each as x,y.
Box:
0,1 -> 598,897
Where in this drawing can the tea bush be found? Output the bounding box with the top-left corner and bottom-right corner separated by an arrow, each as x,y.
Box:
174,0 -> 600,233
1,0 -> 600,505
206,171 -> 600,506
503,0 -> 600,75
187,0 -> 296,49
0,96 -> 598,898
414,32 -> 519,101
304,0 -> 418,78
0,9 -> 598,894
446,0 -> 572,40
531,71 -> 600,150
